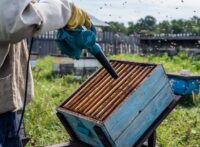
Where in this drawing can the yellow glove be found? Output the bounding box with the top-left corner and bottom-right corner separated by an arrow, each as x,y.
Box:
66,5 -> 91,29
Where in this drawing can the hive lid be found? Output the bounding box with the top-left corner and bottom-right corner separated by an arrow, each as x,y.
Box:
58,60 -> 157,122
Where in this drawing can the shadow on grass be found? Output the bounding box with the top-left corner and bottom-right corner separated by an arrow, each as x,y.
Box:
178,95 -> 199,108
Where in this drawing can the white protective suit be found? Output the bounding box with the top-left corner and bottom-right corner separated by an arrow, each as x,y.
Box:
0,0 -> 74,114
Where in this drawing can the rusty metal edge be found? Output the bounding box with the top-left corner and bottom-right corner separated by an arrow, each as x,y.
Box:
133,95 -> 181,147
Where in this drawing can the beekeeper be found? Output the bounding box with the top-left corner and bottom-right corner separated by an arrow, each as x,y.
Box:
0,0 -> 91,146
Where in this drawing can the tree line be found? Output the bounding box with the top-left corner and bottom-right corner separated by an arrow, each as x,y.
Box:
103,16 -> 200,35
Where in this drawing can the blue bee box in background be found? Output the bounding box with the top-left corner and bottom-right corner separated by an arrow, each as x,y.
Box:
168,74 -> 200,95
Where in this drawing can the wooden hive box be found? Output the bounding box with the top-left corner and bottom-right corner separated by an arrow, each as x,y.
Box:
57,60 -> 174,147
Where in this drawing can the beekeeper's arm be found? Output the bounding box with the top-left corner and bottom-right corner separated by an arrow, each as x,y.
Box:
0,0 -> 91,44
0,0 -> 91,68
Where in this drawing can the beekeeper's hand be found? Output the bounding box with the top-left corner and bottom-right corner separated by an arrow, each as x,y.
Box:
66,5 -> 91,29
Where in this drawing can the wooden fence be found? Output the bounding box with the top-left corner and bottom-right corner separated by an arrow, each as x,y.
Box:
30,30 -> 139,56
29,31 -> 200,57
29,30 -> 61,56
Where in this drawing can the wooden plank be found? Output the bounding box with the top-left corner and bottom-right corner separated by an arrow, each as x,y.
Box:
91,65 -> 142,117
74,64 -> 126,112
59,112 -> 109,147
97,66 -> 153,120
133,96 -> 181,147
83,65 -> 136,115
55,96 -> 180,147
115,84 -> 173,147
104,65 -> 169,141
58,66 -> 108,108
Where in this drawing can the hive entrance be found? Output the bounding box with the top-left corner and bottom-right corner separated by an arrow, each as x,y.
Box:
62,60 -> 156,121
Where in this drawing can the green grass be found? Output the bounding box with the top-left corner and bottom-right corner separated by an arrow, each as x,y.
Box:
25,53 -> 200,146
25,57 -> 82,146
110,52 -> 200,75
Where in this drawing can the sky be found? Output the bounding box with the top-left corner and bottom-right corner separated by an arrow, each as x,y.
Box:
74,0 -> 200,24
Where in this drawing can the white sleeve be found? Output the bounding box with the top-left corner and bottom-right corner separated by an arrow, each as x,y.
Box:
0,0 -> 73,43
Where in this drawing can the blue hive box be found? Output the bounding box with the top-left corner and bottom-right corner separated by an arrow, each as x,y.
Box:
57,60 -> 174,147
168,73 -> 200,95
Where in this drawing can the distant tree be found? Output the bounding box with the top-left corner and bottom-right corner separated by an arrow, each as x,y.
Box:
103,22 -> 127,33
157,21 -> 171,34
104,15 -> 200,35
184,20 -> 193,33
133,16 -> 157,34
144,16 -> 157,29
190,16 -> 200,33
171,19 -> 185,33
127,22 -> 136,35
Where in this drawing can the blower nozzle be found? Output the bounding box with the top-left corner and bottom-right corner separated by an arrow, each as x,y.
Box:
94,50 -> 118,79
57,24 -> 118,79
